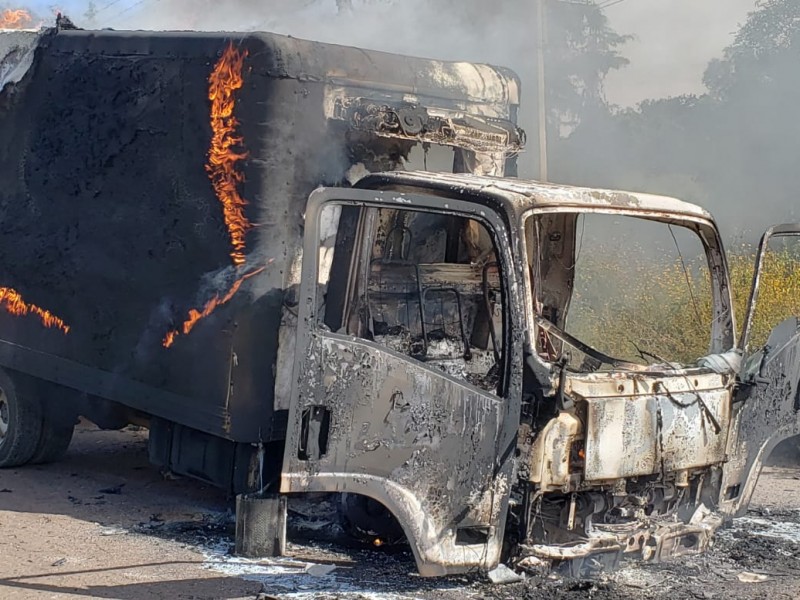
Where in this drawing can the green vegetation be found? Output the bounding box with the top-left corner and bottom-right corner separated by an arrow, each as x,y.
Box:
566,248 -> 800,366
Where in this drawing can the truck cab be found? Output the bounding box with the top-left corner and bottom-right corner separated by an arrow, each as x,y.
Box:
282,171 -> 800,576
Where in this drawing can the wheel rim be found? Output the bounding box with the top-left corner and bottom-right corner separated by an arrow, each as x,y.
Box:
0,388 -> 9,443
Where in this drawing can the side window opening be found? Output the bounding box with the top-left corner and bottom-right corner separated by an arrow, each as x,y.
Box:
317,204 -> 506,395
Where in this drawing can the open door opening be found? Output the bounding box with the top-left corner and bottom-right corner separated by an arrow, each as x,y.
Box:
721,223 -> 800,516
281,188 -> 523,576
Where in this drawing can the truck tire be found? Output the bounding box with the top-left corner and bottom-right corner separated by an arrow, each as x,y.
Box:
30,417 -> 74,465
0,369 -> 43,468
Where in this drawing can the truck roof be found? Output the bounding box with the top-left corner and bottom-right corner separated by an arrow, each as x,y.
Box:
361,171 -> 715,223
1,28 -> 519,116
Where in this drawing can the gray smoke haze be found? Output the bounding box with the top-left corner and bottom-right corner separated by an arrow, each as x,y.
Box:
7,0 -> 795,237
603,0 -> 757,106
114,0 -> 608,184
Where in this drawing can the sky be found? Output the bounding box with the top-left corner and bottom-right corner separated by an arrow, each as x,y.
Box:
602,0 -> 759,106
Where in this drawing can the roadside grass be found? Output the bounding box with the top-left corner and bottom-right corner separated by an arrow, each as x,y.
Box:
566,248 -> 800,365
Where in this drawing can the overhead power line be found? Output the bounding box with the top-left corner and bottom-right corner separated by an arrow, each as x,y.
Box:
94,0 -> 128,14
598,0 -> 632,8
108,0 -> 160,24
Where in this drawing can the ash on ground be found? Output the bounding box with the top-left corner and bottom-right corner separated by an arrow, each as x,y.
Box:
132,493 -> 800,600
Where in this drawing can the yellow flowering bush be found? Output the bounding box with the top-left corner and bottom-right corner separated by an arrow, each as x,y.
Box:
566,246 -> 800,365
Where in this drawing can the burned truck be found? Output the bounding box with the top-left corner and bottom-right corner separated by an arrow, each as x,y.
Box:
0,25 -> 522,481
2,26 -> 800,579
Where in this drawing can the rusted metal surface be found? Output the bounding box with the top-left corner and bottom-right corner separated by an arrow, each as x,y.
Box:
358,170 -> 716,221
582,387 -> 730,481
561,373 -> 732,482
335,174 -> 800,577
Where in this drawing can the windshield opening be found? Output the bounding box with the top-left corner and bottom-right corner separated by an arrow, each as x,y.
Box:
526,212 -> 714,371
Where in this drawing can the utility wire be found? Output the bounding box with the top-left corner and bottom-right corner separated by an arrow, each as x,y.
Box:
94,0 -> 128,14
598,0 -> 632,8
108,0 -> 159,24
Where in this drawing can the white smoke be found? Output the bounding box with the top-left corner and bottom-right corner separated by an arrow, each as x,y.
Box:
602,0 -> 758,106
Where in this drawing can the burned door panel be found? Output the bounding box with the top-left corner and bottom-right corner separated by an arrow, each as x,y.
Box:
722,325 -> 800,515
282,188 -> 523,577
284,335 -> 510,575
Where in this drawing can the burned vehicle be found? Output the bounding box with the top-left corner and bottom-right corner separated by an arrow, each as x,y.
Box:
1,24 -> 799,579
0,25 -> 521,485
281,175 -> 800,576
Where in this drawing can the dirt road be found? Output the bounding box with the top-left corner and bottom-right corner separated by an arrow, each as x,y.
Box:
0,423 -> 261,599
1,423 -> 799,600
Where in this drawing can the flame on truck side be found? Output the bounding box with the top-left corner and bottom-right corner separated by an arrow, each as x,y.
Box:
0,9 -> 33,29
207,42 -> 252,268
163,43 -> 262,349
162,266 -> 265,348
0,287 -> 69,334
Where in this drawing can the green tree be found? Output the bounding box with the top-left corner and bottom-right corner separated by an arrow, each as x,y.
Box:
704,0 -> 800,100
556,0 -> 800,238
545,0 -> 631,133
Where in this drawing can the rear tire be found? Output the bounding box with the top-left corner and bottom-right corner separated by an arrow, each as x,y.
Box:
0,369 -> 43,468
30,417 -> 74,464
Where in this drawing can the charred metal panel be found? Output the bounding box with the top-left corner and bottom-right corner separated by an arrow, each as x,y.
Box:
283,334 -> 511,576
721,318 -> 800,516
0,29 -> 320,442
325,94 -> 524,156
528,411 -> 579,489
0,29 -> 522,443
583,389 -> 730,481
282,187 -> 525,576
358,171 -> 716,220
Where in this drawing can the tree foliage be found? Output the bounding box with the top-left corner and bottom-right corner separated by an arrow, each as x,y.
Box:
556,0 -> 800,238
545,0 -> 631,132
704,0 -> 800,99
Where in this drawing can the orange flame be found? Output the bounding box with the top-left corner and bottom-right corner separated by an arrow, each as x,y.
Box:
162,266 -> 265,348
0,287 -> 70,334
207,42 -> 252,267
0,9 -> 33,29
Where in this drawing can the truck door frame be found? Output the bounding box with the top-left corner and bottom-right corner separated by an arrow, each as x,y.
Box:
281,187 -> 524,576
740,223 -> 800,354
721,223 -> 800,516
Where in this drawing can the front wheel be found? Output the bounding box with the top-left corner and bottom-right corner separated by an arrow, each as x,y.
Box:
0,369 -> 43,468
